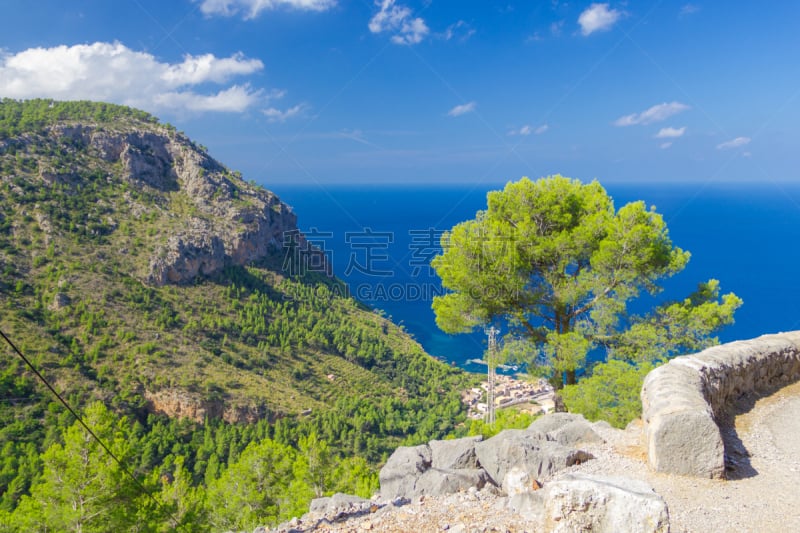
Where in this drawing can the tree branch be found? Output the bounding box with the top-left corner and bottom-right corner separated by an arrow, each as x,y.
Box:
570,281 -> 617,320
522,321 -> 546,343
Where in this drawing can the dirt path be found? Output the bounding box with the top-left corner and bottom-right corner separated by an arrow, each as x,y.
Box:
602,380 -> 800,533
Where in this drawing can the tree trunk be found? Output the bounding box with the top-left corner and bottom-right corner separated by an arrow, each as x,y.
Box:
565,369 -> 576,386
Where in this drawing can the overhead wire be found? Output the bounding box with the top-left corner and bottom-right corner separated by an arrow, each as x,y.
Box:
0,327 -> 180,525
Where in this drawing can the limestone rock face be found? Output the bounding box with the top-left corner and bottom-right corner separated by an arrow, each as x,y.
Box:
527,412 -> 604,446
147,224 -> 227,286
121,132 -> 180,190
47,122 -> 323,286
379,444 -> 432,500
377,417 -> 597,501
540,474 -> 670,533
379,438 -> 491,500
144,388 -> 220,423
143,388 -> 271,424
429,436 -> 482,470
474,429 -> 593,490
308,493 -> 372,515
414,468 -> 490,496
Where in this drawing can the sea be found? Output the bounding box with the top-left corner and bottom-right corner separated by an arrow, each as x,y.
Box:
271,182 -> 800,373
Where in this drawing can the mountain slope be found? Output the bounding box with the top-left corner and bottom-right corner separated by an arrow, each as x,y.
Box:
0,99 -> 474,522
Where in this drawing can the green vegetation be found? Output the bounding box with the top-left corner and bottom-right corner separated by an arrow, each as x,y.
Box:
561,360 -> 655,428
461,408 -> 540,439
0,98 -> 159,139
0,99 -> 474,531
1,402 -> 378,531
432,176 -> 742,387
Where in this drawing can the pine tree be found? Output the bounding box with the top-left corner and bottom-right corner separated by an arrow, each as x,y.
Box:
10,403 -> 138,532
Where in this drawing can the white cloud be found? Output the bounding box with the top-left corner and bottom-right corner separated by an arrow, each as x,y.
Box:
509,123 -> 548,136
442,20 -> 475,42
262,103 -> 308,122
161,52 -> 264,85
716,136 -> 751,150
447,101 -> 476,117
660,142 -> 672,149
614,102 -> 690,126
369,0 -> 429,45
0,42 -> 265,113
655,126 -> 686,138
155,85 -> 262,112
198,0 -> 335,18
679,4 -> 699,16
578,3 -> 622,36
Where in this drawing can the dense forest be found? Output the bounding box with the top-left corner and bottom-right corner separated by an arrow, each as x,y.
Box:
0,99 -> 476,531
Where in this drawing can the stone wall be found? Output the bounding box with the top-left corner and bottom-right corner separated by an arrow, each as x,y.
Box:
641,331 -> 800,478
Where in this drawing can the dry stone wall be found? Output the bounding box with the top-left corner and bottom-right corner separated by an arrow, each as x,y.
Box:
641,331 -> 800,478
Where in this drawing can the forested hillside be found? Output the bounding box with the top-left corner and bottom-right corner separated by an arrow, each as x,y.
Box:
0,99 -> 473,530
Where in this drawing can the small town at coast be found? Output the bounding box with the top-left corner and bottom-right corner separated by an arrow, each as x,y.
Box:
462,374 -> 555,420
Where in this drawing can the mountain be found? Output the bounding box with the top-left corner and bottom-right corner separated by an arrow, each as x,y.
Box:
0,99 -> 473,528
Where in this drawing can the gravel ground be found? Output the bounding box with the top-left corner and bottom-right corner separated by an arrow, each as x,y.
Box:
279,381 -> 800,532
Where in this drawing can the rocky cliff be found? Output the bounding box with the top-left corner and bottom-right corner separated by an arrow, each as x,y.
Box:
143,388 -> 276,424
38,122 -> 321,285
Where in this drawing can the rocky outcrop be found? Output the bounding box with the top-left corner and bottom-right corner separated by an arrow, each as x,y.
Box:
378,441 -> 492,500
144,388 -> 272,424
48,292 -> 70,311
278,414 -> 670,533
510,474 -> 670,533
308,493 -> 374,516
641,331 -> 800,478
527,412 -> 604,446
379,444 -> 432,499
46,122 -> 324,285
147,221 -> 227,285
378,414 -> 597,501
475,429 -> 593,490
144,389 -> 218,423
121,131 -> 181,190
429,436 -> 482,470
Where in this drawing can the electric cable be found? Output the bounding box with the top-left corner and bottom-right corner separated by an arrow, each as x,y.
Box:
0,327 -> 180,525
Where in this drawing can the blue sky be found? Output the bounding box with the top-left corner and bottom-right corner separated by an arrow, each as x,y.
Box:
2,0 -> 799,185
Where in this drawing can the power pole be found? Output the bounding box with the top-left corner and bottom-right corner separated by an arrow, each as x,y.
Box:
485,326 -> 499,425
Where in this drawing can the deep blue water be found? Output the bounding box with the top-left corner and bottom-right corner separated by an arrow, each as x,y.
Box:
271,182 -> 800,371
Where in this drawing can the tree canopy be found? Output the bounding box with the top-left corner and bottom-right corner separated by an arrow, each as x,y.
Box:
560,359 -> 654,428
0,98 -> 160,139
432,176 -> 742,385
